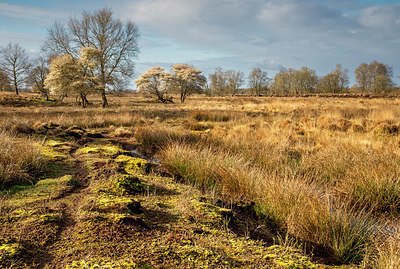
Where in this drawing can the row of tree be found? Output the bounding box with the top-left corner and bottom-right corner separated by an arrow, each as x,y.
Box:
137,60 -> 396,102
204,61 -> 395,97
0,8 -> 139,107
0,8 -> 397,106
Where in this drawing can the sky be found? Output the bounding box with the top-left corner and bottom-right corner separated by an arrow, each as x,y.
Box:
1,0 -> 400,87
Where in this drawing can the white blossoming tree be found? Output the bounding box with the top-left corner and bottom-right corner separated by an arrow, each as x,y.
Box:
170,64 -> 206,103
135,66 -> 173,103
45,47 -> 101,107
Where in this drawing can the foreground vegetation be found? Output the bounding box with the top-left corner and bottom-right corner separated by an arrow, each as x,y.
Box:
1,93 -> 400,268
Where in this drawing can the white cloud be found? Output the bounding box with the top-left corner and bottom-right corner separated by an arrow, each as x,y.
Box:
0,3 -> 64,21
359,5 -> 400,31
117,0 -> 400,84
1,0 -> 400,85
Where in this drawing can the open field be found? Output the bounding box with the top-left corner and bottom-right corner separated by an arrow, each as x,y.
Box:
1,93 -> 400,268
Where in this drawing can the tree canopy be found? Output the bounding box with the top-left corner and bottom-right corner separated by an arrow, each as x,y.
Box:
135,66 -> 172,103
170,64 -> 206,103
208,67 -> 244,96
45,47 -> 101,107
355,61 -> 394,93
248,68 -> 269,95
44,8 -> 139,107
317,64 -> 349,93
272,67 -> 318,95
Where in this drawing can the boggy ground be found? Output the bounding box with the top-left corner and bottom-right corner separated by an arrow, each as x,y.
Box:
0,125 -> 324,268
2,93 -> 400,268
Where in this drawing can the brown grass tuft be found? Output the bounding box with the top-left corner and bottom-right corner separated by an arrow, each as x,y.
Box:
0,132 -> 46,188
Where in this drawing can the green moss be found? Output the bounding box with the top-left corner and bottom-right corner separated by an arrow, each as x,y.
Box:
40,145 -> 67,161
66,176 -> 81,188
77,145 -> 129,158
40,213 -> 62,224
45,140 -> 66,148
116,174 -> 144,194
114,155 -> 152,174
0,241 -> 20,261
66,259 -> 144,268
4,175 -> 74,207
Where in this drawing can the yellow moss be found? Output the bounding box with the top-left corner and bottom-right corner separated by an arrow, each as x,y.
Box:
40,213 -> 62,223
96,195 -> 132,209
267,245 -> 317,269
0,241 -> 20,261
40,145 -> 67,161
114,155 -> 152,174
45,140 -> 66,148
66,259 -> 139,269
76,145 -> 129,157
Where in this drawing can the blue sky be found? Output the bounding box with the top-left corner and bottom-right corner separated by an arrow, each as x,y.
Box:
1,0 -> 400,86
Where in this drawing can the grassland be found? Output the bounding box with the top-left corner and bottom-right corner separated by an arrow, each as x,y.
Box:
1,92 -> 400,268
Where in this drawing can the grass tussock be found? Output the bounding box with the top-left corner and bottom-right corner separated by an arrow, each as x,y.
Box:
134,126 -> 203,151
191,110 -> 235,122
375,230 -> 400,268
2,93 -> 400,266
0,132 -> 46,188
160,142 -> 374,263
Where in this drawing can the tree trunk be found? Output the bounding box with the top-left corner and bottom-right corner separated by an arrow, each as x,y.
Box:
84,95 -> 90,105
180,92 -> 185,103
80,93 -> 87,108
100,88 -> 108,108
60,94 -> 67,101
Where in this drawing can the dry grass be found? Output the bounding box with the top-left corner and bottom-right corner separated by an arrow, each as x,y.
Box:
2,92 -> 400,266
0,131 -> 45,188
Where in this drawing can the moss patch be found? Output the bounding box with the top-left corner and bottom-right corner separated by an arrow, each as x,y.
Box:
116,174 -> 144,194
114,155 -> 153,174
0,240 -> 20,262
76,145 -> 129,158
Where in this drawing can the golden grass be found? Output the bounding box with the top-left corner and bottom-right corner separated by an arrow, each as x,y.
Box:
0,132 -> 46,188
2,92 -> 400,265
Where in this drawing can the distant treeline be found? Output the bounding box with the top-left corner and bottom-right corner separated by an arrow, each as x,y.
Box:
205,61 -> 396,97
0,7 -> 397,107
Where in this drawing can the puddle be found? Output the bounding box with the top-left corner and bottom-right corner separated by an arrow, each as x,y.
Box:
131,149 -> 161,165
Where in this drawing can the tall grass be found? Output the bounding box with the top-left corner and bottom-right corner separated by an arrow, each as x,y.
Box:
129,100 -> 400,265
160,142 -> 375,263
0,132 -> 46,188
375,230 -> 400,268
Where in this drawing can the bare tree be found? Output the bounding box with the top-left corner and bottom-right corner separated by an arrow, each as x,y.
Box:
209,67 -> 227,96
225,70 -> 244,96
44,8 -> 139,107
293,66 -> 318,94
271,67 -> 317,95
0,68 -> 10,91
248,68 -> 269,95
355,61 -> 393,93
317,64 -> 349,93
0,43 -> 31,95
271,68 -> 296,95
27,56 -> 50,100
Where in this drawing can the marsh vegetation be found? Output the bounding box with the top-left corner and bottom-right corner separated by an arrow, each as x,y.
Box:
0,93 -> 400,268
